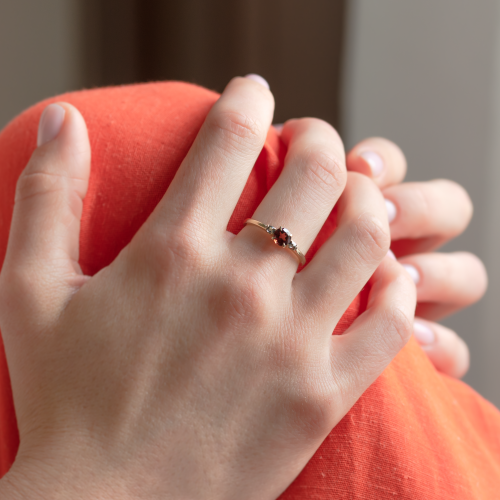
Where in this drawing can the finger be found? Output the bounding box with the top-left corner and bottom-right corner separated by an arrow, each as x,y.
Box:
2,103 -> 91,302
148,75 -> 274,238
384,179 -> 473,255
413,319 -> 470,378
294,172 -> 390,334
390,235 -> 447,257
399,252 -> 487,321
331,256 -> 416,409
235,118 -> 346,270
346,137 -> 407,188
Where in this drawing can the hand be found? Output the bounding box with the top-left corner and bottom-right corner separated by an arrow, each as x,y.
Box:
0,78 -> 415,499
346,138 -> 487,378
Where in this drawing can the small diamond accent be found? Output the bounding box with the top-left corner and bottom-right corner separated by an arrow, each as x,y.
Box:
288,241 -> 297,251
266,225 -> 276,235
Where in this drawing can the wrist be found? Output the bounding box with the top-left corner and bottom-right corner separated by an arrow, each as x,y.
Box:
0,455 -> 132,500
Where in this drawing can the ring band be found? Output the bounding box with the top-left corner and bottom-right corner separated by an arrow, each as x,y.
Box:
244,219 -> 306,265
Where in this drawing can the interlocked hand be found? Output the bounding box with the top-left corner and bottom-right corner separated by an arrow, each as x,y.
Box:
345,138 -> 486,378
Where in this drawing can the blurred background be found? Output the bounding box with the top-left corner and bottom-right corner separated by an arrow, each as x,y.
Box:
1,0 -> 499,405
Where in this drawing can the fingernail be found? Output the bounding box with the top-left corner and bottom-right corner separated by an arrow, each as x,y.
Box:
360,151 -> 384,177
274,123 -> 284,133
37,104 -> 66,147
385,199 -> 397,223
245,74 -> 270,89
403,264 -> 420,284
387,249 -> 397,260
413,321 -> 435,345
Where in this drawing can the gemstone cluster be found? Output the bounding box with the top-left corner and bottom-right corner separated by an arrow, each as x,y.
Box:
267,225 -> 297,252
273,226 -> 291,247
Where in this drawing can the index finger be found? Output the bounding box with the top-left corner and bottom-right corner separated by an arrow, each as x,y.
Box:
346,137 -> 407,188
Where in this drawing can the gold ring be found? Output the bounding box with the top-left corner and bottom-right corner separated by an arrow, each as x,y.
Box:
244,219 -> 306,265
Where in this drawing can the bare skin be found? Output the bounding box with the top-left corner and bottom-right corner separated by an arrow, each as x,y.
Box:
348,138 -> 487,378
0,77 -> 415,499
0,75 -> 484,498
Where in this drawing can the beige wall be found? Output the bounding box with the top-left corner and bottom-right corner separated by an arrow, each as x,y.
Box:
343,0 -> 500,405
0,0 -> 82,129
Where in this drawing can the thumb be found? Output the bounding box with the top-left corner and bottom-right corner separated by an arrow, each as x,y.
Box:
1,102 -> 91,314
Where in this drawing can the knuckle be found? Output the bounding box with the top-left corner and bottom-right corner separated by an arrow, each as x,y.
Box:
302,149 -> 346,199
384,305 -> 414,350
147,227 -> 212,283
352,213 -> 390,261
283,374 -> 337,439
15,170 -> 66,203
230,274 -> 268,323
168,233 -> 208,271
218,268 -> 273,332
0,268 -> 48,333
15,165 -> 86,206
209,109 -> 264,147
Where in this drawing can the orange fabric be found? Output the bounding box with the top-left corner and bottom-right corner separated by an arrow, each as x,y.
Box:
0,82 -> 499,498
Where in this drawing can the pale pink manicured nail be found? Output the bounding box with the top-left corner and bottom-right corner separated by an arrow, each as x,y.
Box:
245,74 -> 270,89
37,104 -> 66,147
274,123 -> 284,133
360,151 -> 384,177
385,199 -> 397,223
403,264 -> 420,284
413,321 -> 435,345
387,249 -> 397,260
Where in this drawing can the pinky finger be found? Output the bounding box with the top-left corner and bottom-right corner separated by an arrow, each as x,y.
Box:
330,256 -> 416,409
413,319 -> 469,379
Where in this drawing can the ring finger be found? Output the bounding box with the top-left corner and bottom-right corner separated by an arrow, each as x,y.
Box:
399,251 -> 487,321
235,118 -> 347,270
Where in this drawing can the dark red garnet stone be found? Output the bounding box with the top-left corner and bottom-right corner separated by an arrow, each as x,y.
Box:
274,227 -> 291,247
